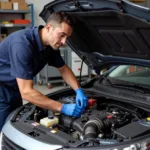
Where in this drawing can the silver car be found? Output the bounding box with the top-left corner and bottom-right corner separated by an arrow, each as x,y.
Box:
2,0 -> 150,150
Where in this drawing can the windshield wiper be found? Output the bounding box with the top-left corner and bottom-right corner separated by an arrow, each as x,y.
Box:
100,76 -> 150,94
111,83 -> 145,93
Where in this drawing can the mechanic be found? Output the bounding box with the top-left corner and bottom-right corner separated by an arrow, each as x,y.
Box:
0,12 -> 88,132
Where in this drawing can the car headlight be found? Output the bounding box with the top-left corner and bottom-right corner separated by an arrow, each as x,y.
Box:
121,139 -> 150,150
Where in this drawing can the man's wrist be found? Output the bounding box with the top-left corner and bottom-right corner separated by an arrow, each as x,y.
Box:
60,104 -> 64,113
58,103 -> 63,112
75,87 -> 82,93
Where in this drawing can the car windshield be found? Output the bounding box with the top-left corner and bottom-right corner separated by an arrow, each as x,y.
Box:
108,65 -> 150,86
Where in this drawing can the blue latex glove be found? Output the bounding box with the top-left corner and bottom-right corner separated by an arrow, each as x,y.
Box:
61,104 -> 84,117
75,88 -> 88,108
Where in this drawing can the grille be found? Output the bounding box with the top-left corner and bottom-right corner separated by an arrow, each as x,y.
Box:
2,134 -> 25,150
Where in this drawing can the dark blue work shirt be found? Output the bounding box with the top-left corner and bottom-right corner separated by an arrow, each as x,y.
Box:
0,26 -> 65,88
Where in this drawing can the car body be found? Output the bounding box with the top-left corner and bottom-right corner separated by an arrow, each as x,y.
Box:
1,0 -> 150,150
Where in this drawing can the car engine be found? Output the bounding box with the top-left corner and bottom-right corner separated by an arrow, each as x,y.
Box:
11,91 -> 150,147
57,96 -> 150,144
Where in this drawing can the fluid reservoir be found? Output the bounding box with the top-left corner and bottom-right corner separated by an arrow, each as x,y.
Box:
88,98 -> 97,108
140,117 -> 150,127
40,117 -> 59,128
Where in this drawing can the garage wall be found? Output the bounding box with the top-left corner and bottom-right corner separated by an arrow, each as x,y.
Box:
26,0 -> 53,26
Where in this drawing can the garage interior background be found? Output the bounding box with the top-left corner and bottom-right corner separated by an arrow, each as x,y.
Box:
0,0 -> 150,93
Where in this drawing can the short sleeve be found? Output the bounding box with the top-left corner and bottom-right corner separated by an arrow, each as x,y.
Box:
48,50 -> 65,68
9,42 -> 34,79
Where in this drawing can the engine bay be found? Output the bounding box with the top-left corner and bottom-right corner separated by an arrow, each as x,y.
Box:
11,89 -> 150,148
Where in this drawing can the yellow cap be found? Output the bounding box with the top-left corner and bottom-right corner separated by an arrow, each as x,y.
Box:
146,117 -> 150,121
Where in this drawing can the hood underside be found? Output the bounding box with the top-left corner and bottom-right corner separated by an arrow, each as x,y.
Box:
40,0 -> 150,74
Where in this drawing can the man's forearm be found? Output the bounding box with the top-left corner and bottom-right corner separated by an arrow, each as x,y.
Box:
22,89 -> 62,112
60,65 -> 80,91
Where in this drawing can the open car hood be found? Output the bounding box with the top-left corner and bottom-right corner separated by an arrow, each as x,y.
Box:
40,0 -> 150,74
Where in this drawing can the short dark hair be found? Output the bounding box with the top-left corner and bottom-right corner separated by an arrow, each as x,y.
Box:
46,12 -> 74,28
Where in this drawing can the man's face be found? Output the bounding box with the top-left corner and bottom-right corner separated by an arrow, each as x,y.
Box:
46,21 -> 72,50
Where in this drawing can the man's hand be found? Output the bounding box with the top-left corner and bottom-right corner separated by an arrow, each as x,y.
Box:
75,88 -> 88,108
61,104 -> 84,117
